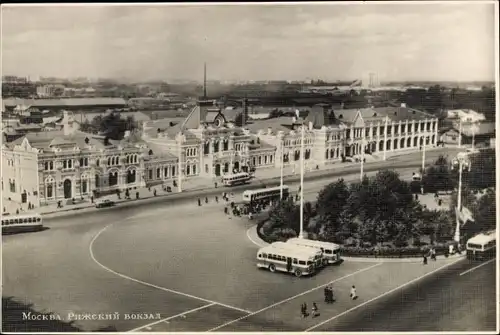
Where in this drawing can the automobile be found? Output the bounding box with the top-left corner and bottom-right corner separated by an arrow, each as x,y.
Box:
95,199 -> 115,208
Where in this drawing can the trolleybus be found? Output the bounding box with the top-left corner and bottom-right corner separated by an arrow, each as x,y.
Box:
270,241 -> 324,268
2,213 -> 43,235
466,231 -> 496,260
256,244 -> 318,277
286,238 -> 342,265
242,185 -> 289,205
222,172 -> 252,187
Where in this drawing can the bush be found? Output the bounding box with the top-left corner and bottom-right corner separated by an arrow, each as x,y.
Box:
267,228 -> 297,243
341,242 -> 454,258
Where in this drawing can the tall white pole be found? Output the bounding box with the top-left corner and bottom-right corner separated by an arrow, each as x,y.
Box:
360,141 -> 365,181
177,135 -> 182,192
299,124 -> 305,239
458,119 -> 462,148
383,116 -> 388,160
454,160 -> 463,243
422,137 -> 426,173
280,140 -> 284,200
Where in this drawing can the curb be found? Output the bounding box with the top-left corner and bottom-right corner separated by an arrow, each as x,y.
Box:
247,224 -> 465,263
39,160 -> 425,219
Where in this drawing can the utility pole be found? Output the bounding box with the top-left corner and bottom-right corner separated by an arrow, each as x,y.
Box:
383,116 -> 388,161
299,124 -> 305,239
453,157 -> 470,243
280,139 -> 284,200
177,134 -> 183,192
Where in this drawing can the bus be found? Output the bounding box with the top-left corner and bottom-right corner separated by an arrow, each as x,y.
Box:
256,244 -> 318,277
242,185 -> 289,205
466,231 -> 496,260
222,172 -> 252,187
269,241 -> 324,268
2,213 -> 43,235
286,238 -> 342,265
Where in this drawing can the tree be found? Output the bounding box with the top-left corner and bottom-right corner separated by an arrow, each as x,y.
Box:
267,198 -> 301,235
465,149 -> 496,190
422,155 -> 455,193
315,179 -> 349,232
473,188 -> 496,233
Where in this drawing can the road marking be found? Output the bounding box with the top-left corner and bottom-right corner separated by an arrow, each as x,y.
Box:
304,256 -> 464,332
207,262 -> 382,332
89,224 -> 252,315
129,303 -> 216,332
246,225 -> 267,248
459,258 -> 496,276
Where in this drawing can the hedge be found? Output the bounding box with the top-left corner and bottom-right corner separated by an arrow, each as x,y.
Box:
258,220 -> 458,258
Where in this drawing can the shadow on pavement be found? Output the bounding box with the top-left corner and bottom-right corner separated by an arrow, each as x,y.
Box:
2,296 -> 117,332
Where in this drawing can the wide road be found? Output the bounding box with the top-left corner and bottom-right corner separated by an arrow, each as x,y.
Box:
308,258 -> 497,332
4,147 -> 494,332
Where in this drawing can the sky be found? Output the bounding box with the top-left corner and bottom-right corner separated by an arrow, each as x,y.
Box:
1,2 -> 497,82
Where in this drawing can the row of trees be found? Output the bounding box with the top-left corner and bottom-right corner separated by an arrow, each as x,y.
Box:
263,170 -> 456,247
79,113 -> 138,140
421,150 -> 495,193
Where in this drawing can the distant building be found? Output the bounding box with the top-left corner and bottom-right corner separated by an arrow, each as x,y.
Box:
2,98 -> 127,113
446,109 -> 486,123
142,101 -> 439,178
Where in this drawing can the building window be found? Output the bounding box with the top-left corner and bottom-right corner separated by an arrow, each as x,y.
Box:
80,158 -> 84,167
63,160 -> 67,169
10,179 -> 16,193
270,155 -> 273,163
49,161 -> 54,170
213,141 -> 219,153
148,169 -> 153,180
204,142 -> 210,155
44,162 -> 49,170
157,168 -> 161,179
95,174 -> 100,188
47,184 -> 53,198
171,166 -> 176,176
223,140 -> 229,151
82,180 -> 88,194
193,165 -> 197,175
264,156 -> 268,164
187,165 -> 191,175
96,159 -> 100,167
258,156 -> 262,165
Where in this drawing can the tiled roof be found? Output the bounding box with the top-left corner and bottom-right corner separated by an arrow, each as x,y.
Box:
7,130 -> 108,151
335,107 -> 434,125
3,98 -> 127,108
245,117 -> 295,134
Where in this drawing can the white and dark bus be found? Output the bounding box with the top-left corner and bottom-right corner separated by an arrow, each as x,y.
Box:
2,213 -> 44,235
286,238 -> 343,265
466,231 -> 496,260
222,172 -> 252,187
242,185 -> 289,205
256,244 -> 319,277
269,241 -> 324,268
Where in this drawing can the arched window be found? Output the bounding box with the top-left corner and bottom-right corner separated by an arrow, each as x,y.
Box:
126,156 -> 130,164
96,159 -> 100,167
50,161 -> 54,170
108,157 -> 111,165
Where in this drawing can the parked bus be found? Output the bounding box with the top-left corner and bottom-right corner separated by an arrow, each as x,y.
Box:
2,213 -> 43,235
256,244 -> 318,277
222,172 -> 252,187
466,231 -> 496,260
286,238 -> 342,265
242,185 -> 289,205
270,241 -> 324,268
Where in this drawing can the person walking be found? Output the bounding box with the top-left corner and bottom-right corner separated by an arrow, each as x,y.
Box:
302,303 -> 308,318
300,303 -> 306,318
350,285 -> 357,300
423,253 -> 428,265
198,198 -> 202,206
311,302 -> 319,318
215,196 -> 219,203
324,286 -> 329,303
205,196 -> 209,204
431,248 -> 436,261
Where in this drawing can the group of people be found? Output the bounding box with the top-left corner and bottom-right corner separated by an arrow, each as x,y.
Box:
300,302 -> 320,318
301,285 -> 358,318
423,248 -> 437,265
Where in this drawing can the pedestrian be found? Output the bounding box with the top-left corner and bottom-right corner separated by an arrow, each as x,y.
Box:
303,303 -> 308,318
214,182 -> 218,188
153,189 -> 157,197
224,207 -> 228,215
350,285 -> 357,300
431,248 -> 436,261
311,302 -> 319,318
329,286 -> 335,302
324,287 -> 330,303
300,304 -> 306,318
423,253 -> 428,265
136,191 -> 139,199
198,198 -> 202,206
205,196 -> 208,204
248,212 -> 253,220
90,195 -> 94,203
215,196 -> 219,203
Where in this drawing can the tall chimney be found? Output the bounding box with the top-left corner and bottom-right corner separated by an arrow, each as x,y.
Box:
203,62 -> 207,98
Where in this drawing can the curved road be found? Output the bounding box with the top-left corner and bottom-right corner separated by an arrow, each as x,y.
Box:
3,148 -> 495,332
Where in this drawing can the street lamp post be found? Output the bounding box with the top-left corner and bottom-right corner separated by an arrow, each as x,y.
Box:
280,139 -> 284,200
360,140 -> 366,181
383,116 -> 388,161
177,134 -> 183,192
471,122 -> 478,151
298,125 -> 305,238
458,119 -> 462,148
452,157 -> 470,243
422,136 -> 426,173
